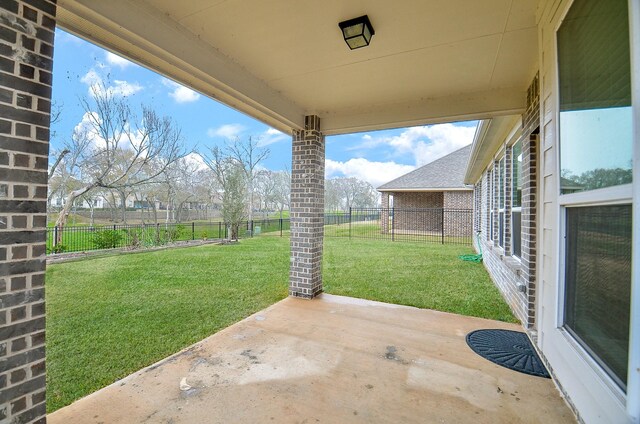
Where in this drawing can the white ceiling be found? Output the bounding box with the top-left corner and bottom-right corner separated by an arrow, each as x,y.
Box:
57,0 -> 539,135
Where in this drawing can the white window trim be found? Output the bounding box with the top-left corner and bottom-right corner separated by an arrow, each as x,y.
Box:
627,0 -> 640,419
552,0 -> 636,408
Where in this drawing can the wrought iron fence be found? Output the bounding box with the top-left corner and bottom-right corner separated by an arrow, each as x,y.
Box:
47,208 -> 472,254
324,208 -> 473,245
46,218 -> 290,254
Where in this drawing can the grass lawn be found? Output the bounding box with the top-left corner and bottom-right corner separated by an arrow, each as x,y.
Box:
46,236 -> 515,412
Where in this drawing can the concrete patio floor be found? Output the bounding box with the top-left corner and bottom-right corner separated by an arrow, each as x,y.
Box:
48,294 -> 575,423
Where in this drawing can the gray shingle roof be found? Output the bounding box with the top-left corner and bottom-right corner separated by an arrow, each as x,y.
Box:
377,144 -> 472,191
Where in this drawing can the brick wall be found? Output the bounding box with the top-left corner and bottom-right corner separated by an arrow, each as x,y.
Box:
0,1 -> 55,423
393,191 -> 443,209
380,192 -> 389,233
289,115 -> 324,299
443,191 -> 473,237
392,192 -> 443,232
471,74 -> 540,328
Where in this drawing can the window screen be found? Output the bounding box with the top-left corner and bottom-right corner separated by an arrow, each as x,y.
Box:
564,205 -> 631,389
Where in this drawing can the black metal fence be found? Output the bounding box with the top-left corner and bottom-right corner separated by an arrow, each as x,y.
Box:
46,218 -> 290,254
324,208 -> 473,245
47,208 -> 472,254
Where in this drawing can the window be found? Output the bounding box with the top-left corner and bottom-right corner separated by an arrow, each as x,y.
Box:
564,205 -> 631,388
512,141 -> 522,257
498,157 -> 505,248
488,169 -> 494,241
558,0 -> 632,194
558,0 -> 632,390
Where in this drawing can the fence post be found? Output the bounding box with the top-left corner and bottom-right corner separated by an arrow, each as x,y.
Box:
192,222 -> 195,240
391,208 -> 395,242
349,207 -> 352,239
251,220 -> 254,238
113,224 -> 117,248
279,218 -> 283,237
441,209 -> 445,245
218,222 -> 222,239
53,226 -> 58,247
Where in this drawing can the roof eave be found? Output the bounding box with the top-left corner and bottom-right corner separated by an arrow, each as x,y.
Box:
377,187 -> 473,192
463,115 -> 522,184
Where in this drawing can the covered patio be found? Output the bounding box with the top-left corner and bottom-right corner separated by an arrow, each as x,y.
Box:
3,0 -> 639,422
48,294 -> 573,424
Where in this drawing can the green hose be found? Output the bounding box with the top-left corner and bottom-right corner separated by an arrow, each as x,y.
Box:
459,232 -> 483,263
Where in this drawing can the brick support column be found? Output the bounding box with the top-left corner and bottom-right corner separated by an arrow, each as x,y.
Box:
0,1 -> 56,423
289,116 -> 324,298
380,192 -> 389,234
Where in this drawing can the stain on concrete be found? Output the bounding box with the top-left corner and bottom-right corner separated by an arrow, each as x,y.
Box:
384,346 -> 409,365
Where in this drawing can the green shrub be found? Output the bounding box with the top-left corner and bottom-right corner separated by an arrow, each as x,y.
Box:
47,244 -> 67,254
92,229 -> 124,249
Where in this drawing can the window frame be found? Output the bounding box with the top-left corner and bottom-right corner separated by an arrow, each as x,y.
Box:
511,140 -> 523,259
553,0 -> 634,399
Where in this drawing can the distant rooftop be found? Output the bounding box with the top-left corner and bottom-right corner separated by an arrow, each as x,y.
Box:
377,145 -> 472,191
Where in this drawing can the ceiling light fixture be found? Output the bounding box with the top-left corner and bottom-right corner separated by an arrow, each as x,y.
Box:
339,15 -> 375,50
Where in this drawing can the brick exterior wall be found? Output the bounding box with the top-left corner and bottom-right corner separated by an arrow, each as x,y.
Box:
380,192 -> 389,233
393,191 -> 443,209
521,133 -> 538,329
472,74 -> 540,328
443,191 -> 473,237
392,191 -> 443,232
289,115 -> 324,299
521,73 -> 540,329
380,191 -> 472,237
0,1 -> 55,423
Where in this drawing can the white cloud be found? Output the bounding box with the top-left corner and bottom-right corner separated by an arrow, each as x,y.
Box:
105,51 -> 133,69
161,78 -> 200,104
207,123 -> 246,138
183,152 -> 209,171
73,111 -> 106,149
257,127 -> 288,147
354,123 -> 476,167
80,69 -> 143,98
326,158 -> 415,188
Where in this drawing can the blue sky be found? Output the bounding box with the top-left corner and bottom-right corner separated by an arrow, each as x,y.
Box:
51,29 -> 477,188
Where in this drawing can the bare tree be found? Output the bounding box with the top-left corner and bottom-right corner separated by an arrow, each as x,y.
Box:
272,170 -> 291,218
51,83 -> 185,242
202,147 -> 247,240
225,136 -> 269,225
324,177 -> 379,211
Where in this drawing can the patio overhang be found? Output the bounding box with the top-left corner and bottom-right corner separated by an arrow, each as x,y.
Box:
464,115 -> 522,184
56,0 -> 539,135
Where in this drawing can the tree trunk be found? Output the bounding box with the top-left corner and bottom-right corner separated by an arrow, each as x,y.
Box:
54,184 -> 95,245
119,190 -> 127,224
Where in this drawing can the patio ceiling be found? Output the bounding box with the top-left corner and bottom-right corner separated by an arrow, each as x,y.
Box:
56,0 -> 538,135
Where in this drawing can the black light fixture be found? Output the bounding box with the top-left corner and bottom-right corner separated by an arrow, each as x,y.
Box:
339,15 -> 375,50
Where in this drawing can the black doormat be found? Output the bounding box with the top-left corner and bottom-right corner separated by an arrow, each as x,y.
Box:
466,329 -> 550,378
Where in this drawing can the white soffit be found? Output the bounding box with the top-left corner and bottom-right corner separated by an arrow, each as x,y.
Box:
464,115 -> 522,184
57,0 -> 538,135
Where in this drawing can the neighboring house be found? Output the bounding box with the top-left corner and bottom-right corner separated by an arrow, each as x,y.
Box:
377,145 -> 473,237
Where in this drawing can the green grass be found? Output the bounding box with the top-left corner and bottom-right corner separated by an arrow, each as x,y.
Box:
46,238 -> 289,412
323,238 -> 516,322
46,236 -> 515,412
